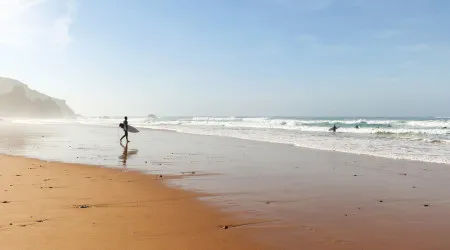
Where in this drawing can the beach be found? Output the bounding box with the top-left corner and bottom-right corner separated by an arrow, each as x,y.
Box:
1,121 -> 450,249
3,0 -> 449,248
0,155 -> 271,250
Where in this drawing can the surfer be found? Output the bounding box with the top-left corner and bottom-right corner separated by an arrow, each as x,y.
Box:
120,116 -> 130,143
355,125 -> 360,129
330,124 -> 338,133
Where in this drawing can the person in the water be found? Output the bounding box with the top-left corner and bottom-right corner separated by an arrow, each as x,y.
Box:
355,125 -> 360,129
331,124 -> 338,132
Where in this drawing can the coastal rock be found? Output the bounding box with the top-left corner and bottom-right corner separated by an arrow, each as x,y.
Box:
0,77 -> 75,118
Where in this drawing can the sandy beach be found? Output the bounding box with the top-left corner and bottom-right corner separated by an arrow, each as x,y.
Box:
2,123 -> 450,249
0,154 -> 271,250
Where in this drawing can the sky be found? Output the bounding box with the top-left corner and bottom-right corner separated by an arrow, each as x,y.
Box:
0,0 -> 449,117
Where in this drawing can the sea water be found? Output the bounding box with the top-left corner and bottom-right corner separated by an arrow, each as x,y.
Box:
10,116 -> 450,164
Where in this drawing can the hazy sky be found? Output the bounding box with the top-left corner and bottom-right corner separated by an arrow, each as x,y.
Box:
1,0 -> 449,117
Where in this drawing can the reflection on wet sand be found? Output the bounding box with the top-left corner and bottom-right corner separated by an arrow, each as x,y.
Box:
0,124 -> 40,152
119,142 -> 138,169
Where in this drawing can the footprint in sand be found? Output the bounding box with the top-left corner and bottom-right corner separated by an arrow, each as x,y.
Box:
75,204 -> 91,209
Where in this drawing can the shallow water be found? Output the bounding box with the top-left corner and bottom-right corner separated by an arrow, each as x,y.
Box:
11,116 -> 450,164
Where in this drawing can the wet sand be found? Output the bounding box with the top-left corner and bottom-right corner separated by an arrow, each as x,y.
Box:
2,123 -> 450,249
0,155 -> 271,250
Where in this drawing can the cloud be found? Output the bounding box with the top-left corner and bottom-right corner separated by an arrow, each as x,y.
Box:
0,0 -> 47,19
50,0 -> 77,45
0,0 -> 48,46
19,0 -> 48,9
0,0 -> 76,48
372,30 -> 400,39
401,44 -> 431,52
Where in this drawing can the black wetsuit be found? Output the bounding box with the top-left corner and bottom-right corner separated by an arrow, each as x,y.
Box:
331,125 -> 337,132
124,120 -> 128,135
121,120 -> 129,142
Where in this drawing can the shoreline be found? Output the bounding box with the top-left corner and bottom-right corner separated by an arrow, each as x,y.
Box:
145,127 -> 450,165
3,124 -> 450,249
0,154 -> 273,249
3,120 -> 449,165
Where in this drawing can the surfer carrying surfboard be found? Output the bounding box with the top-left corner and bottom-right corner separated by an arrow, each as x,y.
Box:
120,116 -> 130,143
330,124 -> 338,133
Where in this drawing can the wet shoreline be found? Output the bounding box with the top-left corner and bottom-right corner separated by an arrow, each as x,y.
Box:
2,122 -> 450,249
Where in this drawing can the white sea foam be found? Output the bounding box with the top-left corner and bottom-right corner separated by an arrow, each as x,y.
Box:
9,116 -> 450,164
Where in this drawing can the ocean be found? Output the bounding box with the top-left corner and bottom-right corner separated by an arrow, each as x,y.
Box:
9,116 -> 450,164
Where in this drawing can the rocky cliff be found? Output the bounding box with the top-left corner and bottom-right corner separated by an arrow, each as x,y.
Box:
0,77 -> 75,118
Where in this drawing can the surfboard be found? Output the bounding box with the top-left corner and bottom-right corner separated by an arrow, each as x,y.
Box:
127,125 -> 139,133
329,126 -> 340,132
119,123 -> 139,133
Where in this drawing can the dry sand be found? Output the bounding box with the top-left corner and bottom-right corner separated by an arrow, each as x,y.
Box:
0,155 -> 271,250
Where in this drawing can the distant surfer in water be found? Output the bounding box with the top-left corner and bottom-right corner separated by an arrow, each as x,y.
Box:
119,116 -> 130,143
330,124 -> 338,133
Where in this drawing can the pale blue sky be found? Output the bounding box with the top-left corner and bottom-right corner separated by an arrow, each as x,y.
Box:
0,0 -> 449,117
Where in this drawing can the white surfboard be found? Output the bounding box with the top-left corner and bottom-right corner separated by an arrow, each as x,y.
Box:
120,123 -> 139,133
127,125 -> 139,133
